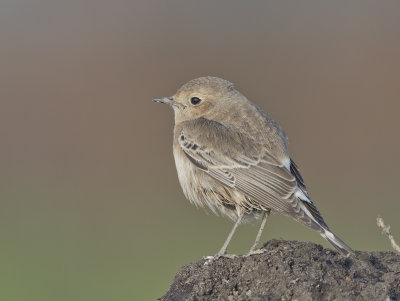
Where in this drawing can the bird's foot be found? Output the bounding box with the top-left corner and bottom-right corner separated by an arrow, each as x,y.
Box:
245,248 -> 266,257
203,253 -> 238,265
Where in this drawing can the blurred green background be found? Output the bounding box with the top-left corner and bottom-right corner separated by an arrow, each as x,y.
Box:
1,1 -> 400,300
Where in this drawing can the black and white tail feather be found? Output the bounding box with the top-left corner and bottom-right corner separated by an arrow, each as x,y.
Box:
290,159 -> 354,257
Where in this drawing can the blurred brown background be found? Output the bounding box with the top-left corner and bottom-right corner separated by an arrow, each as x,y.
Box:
1,1 -> 399,300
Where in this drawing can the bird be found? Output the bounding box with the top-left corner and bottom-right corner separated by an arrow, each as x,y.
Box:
153,76 -> 354,258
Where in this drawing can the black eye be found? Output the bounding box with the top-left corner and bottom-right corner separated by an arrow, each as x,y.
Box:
190,97 -> 202,105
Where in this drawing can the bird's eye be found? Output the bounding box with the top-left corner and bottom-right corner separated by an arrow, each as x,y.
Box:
190,97 -> 202,105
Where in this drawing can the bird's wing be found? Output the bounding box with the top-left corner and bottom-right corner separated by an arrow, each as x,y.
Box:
178,117 -> 303,215
178,117 -> 355,256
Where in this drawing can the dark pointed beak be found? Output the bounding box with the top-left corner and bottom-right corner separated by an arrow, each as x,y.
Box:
153,96 -> 175,106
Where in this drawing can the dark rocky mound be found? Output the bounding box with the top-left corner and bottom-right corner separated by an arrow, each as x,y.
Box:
160,239 -> 400,301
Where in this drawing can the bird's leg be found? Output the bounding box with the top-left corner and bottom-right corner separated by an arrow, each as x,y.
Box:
217,213 -> 243,257
247,209 -> 270,256
203,213 -> 243,263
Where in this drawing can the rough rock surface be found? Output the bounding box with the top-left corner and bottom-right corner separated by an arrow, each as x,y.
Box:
159,239 -> 400,301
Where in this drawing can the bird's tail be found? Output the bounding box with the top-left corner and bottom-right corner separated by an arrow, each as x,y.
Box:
320,229 -> 355,257
291,192 -> 355,257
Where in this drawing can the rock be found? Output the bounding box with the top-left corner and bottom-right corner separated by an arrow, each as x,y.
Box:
159,239 -> 400,301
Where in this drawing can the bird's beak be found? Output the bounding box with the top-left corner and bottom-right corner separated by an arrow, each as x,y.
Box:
153,96 -> 176,106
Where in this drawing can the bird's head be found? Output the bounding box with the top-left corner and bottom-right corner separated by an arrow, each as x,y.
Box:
153,76 -> 239,123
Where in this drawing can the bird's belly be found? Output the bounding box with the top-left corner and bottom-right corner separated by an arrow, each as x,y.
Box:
173,147 -> 263,222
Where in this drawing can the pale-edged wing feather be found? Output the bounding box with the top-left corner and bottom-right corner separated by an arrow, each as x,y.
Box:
290,159 -> 308,197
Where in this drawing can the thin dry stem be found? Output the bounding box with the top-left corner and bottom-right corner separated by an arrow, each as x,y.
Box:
377,217 -> 400,253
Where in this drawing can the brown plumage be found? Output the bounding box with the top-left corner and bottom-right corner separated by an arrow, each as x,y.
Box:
154,76 -> 354,257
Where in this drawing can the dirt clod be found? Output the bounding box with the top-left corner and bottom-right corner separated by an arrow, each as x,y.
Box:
159,239 -> 400,301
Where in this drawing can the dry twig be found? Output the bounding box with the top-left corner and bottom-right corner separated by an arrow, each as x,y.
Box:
377,217 -> 400,253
